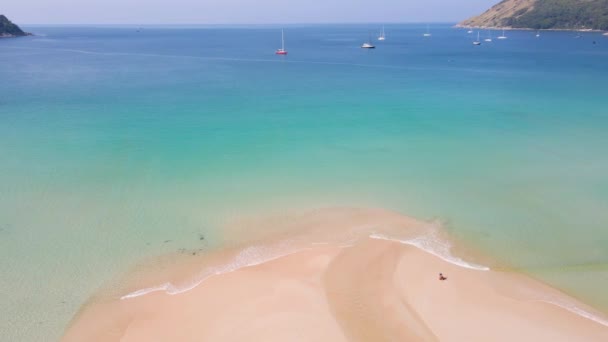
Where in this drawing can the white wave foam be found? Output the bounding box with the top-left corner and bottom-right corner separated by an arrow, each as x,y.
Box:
369,232 -> 490,271
122,224 -> 608,328
123,225 -> 492,300
121,241 -> 308,300
538,297 -> 608,327
368,232 -> 608,327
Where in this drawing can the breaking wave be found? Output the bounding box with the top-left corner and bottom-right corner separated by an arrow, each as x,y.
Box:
122,240 -> 310,299
369,232 -> 490,271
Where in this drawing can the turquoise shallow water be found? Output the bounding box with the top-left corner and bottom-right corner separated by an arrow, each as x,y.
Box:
1,24 -> 608,340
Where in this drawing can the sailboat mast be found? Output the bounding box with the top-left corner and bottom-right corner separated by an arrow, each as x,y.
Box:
275,28 -> 288,54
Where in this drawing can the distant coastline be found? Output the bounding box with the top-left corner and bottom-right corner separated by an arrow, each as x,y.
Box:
0,32 -> 33,38
458,0 -> 608,33
0,15 -> 32,38
454,24 -> 607,33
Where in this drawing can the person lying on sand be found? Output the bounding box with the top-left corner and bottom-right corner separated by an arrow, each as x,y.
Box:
439,273 -> 447,281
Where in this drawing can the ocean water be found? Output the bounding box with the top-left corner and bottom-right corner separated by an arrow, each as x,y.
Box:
1,24 -> 608,340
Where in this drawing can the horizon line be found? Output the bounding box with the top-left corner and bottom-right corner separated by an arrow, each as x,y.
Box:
20,21 -> 459,27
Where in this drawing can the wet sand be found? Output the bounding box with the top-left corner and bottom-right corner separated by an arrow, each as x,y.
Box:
62,208 -> 608,341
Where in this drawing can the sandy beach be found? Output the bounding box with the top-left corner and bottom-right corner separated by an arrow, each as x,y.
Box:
62,208 -> 608,341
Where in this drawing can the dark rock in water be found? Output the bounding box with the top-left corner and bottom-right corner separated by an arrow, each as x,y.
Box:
0,15 -> 32,38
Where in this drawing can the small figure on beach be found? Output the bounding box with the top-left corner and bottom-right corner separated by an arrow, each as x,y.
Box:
439,273 -> 448,281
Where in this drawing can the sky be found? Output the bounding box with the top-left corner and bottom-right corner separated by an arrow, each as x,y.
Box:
3,0 -> 498,25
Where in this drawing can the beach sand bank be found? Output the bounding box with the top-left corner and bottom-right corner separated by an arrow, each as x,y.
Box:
62,208 -> 608,341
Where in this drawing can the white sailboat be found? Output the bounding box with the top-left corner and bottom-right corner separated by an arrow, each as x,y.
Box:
536,30 -> 541,37
473,31 -> 481,45
484,30 -> 493,42
378,25 -> 386,41
423,24 -> 432,37
497,29 -> 507,39
361,32 -> 375,48
275,29 -> 287,55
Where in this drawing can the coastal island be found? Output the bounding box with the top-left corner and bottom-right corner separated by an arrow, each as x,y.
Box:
458,0 -> 608,31
0,14 -> 31,37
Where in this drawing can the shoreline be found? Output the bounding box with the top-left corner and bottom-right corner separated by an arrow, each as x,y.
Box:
62,208 -> 608,341
0,33 -> 33,38
454,25 -> 607,33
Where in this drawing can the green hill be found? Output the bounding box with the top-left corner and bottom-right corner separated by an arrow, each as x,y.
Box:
459,0 -> 608,31
0,14 -> 30,37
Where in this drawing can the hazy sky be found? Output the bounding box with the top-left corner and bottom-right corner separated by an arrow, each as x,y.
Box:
4,0 -> 497,25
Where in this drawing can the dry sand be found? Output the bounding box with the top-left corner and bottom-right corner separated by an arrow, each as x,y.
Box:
62,208 -> 608,341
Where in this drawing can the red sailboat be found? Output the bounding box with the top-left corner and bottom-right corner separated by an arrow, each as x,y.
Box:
275,29 -> 288,55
